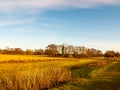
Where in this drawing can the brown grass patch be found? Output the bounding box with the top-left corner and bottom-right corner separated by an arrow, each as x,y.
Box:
0,68 -> 71,90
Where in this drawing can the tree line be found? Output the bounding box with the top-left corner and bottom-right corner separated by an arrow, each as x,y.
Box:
0,44 -> 120,58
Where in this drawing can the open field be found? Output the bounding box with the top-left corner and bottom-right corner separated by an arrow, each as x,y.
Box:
51,60 -> 120,90
0,55 -> 119,90
0,55 -> 67,63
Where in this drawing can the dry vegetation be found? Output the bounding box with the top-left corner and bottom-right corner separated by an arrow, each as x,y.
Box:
0,55 -> 119,90
0,55 -> 66,63
0,55 -> 96,90
0,68 -> 71,90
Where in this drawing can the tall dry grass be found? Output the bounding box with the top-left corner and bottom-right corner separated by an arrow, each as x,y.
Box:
0,55 -> 100,90
0,68 -> 71,90
0,55 -> 66,62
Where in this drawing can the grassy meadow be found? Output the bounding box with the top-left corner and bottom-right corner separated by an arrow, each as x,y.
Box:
0,55 -> 67,63
0,55 -> 119,90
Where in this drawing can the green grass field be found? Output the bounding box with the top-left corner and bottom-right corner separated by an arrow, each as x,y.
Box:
0,55 -> 119,90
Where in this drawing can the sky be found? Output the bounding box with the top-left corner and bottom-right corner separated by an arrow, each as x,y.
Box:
0,0 -> 120,52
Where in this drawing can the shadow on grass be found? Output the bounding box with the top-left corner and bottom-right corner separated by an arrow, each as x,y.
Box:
63,60 -> 120,90
69,61 -> 106,79
87,60 -> 120,90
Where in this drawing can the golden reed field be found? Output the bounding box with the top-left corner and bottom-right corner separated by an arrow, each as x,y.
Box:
0,55 -> 119,90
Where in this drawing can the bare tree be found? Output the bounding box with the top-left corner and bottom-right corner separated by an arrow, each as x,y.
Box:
45,44 -> 58,56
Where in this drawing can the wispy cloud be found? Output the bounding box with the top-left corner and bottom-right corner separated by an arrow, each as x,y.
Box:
0,15 -> 37,27
0,20 -> 26,27
10,29 -> 35,33
0,0 -> 120,12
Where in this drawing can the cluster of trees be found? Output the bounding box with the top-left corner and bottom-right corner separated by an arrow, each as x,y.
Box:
0,47 -> 44,55
0,44 -> 120,58
45,44 -> 103,57
104,50 -> 120,57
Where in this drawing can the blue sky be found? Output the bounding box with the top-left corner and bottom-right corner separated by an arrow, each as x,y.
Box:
0,0 -> 120,52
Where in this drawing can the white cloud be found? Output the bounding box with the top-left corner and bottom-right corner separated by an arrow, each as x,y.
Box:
0,16 -> 37,27
0,20 -> 24,27
10,29 -> 35,32
0,0 -> 120,12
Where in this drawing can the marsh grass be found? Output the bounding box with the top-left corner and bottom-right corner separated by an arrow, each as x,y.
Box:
50,59 -> 120,90
0,67 -> 71,90
0,55 -> 114,90
0,55 -> 66,63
